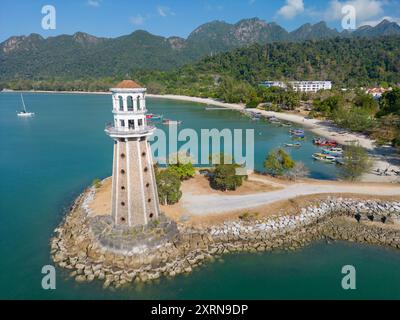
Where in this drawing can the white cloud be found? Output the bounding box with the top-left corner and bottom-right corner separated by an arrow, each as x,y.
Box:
87,0 -> 101,7
130,15 -> 146,26
277,0 -> 305,19
361,16 -> 400,26
321,0 -> 385,22
157,6 -> 175,17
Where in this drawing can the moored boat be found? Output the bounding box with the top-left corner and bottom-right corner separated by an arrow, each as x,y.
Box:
146,113 -> 163,120
312,153 -> 337,163
285,142 -> 301,148
289,129 -> 304,135
322,147 -> 343,156
313,138 -> 337,147
162,119 -> 182,125
17,94 -> 35,117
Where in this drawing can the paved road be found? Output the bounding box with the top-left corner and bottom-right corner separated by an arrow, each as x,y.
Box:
182,182 -> 400,215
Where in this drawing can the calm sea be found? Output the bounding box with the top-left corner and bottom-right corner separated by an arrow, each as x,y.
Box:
0,92 -> 399,299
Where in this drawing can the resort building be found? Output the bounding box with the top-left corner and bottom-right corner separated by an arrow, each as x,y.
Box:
365,87 -> 391,99
289,81 -> 332,92
260,80 -> 332,93
259,81 -> 287,89
105,80 -> 160,227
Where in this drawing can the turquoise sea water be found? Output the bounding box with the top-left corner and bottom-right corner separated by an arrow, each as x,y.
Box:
0,92 -> 399,299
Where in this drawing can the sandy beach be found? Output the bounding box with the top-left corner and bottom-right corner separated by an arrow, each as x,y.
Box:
148,94 -> 400,183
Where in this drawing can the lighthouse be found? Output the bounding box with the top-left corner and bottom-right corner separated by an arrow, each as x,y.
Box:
105,80 -> 160,227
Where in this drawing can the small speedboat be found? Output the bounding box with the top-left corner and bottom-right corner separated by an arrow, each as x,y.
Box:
313,138 -> 337,147
162,119 -> 182,125
285,143 -> 301,148
322,147 -> 343,156
312,153 -> 337,163
292,135 -> 305,140
289,129 -> 304,135
146,113 -> 163,120
17,94 -> 35,117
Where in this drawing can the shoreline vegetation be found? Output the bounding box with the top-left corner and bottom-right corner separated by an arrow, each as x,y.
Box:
51,177 -> 400,288
5,89 -> 400,182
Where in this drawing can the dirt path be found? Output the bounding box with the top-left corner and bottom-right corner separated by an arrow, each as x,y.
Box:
182,181 -> 400,216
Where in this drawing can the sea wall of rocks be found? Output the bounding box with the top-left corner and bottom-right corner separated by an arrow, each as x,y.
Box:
51,191 -> 400,288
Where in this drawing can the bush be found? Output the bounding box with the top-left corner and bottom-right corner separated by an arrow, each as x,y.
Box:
340,142 -> 372,181
156,169 -> 182,205
168,162 -> 196,181
264,148 -> 295,176
210,164 -> 245,191
92,178 -> 102,189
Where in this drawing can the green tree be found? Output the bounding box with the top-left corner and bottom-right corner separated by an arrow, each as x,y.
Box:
168,162 -> 196,181
378,88 -> 400,117
353,93 -> 378,115
156,169 -> 182,205
340,142 -> 372,181
332,107 -> 374,133
210,163 -> 245,191
264,148 -> 295,176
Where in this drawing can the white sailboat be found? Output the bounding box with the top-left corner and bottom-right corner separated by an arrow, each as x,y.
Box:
17,94 -> 35,117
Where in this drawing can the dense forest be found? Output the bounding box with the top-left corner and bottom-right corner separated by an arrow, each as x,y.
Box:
136,36 -> 400,97
0,18 -> 399,83
2,36 -> 399,94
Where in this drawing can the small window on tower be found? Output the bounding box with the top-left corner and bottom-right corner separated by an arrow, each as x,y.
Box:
127,96 -> 134,111
120,120 -> 125,127
137,96 -> 141,110
120,153 -> 125,158
120,169 -> 125,174
121,202 -> 125,206
144,167 -> 148,172
148,198 -> 151,203
121,217 -> 126,222
138,119 -> 143,127
142,152 -> 146,157
149,213 -> 154,219
146,183 -> 150,188
118,96 -> 124,111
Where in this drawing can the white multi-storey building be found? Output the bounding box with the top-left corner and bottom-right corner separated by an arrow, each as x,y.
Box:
260,80 -> 332,93
289,81 -> 332,93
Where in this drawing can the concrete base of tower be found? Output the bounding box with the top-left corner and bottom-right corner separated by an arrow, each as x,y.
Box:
111,137 -> 160,227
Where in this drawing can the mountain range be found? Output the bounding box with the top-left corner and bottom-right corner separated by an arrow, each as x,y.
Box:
1,18 -> 399,81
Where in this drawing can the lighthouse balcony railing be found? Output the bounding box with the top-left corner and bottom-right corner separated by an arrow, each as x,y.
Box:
105,123 -> 155,136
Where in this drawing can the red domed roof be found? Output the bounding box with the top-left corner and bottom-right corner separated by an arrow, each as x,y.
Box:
114,80 -> 143,89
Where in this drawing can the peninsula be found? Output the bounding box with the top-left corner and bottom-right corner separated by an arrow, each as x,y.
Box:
50,84 -> 400,289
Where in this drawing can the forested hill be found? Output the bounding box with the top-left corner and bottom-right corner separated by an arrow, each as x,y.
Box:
136,36 -> 400,96
2,36 -> 400,93
0,18 -> 399,82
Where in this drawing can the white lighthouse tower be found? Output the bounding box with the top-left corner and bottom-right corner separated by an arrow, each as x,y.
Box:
105,80 -> 160,227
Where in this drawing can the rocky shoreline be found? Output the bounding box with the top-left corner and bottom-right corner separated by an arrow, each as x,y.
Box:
51,188 -> 400,288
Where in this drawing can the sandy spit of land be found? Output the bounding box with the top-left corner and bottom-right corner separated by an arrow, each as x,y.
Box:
89,173 -> 400,225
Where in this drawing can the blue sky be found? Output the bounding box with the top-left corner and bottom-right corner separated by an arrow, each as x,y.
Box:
0,0 -> 399,42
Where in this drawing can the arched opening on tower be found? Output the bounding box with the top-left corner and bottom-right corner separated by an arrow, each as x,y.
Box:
118,96 -> 124,111
127,96 -> 134,111
137,96 -> 141,110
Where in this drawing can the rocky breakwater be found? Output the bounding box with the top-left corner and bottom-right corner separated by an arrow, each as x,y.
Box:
51,190 -> 400,288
